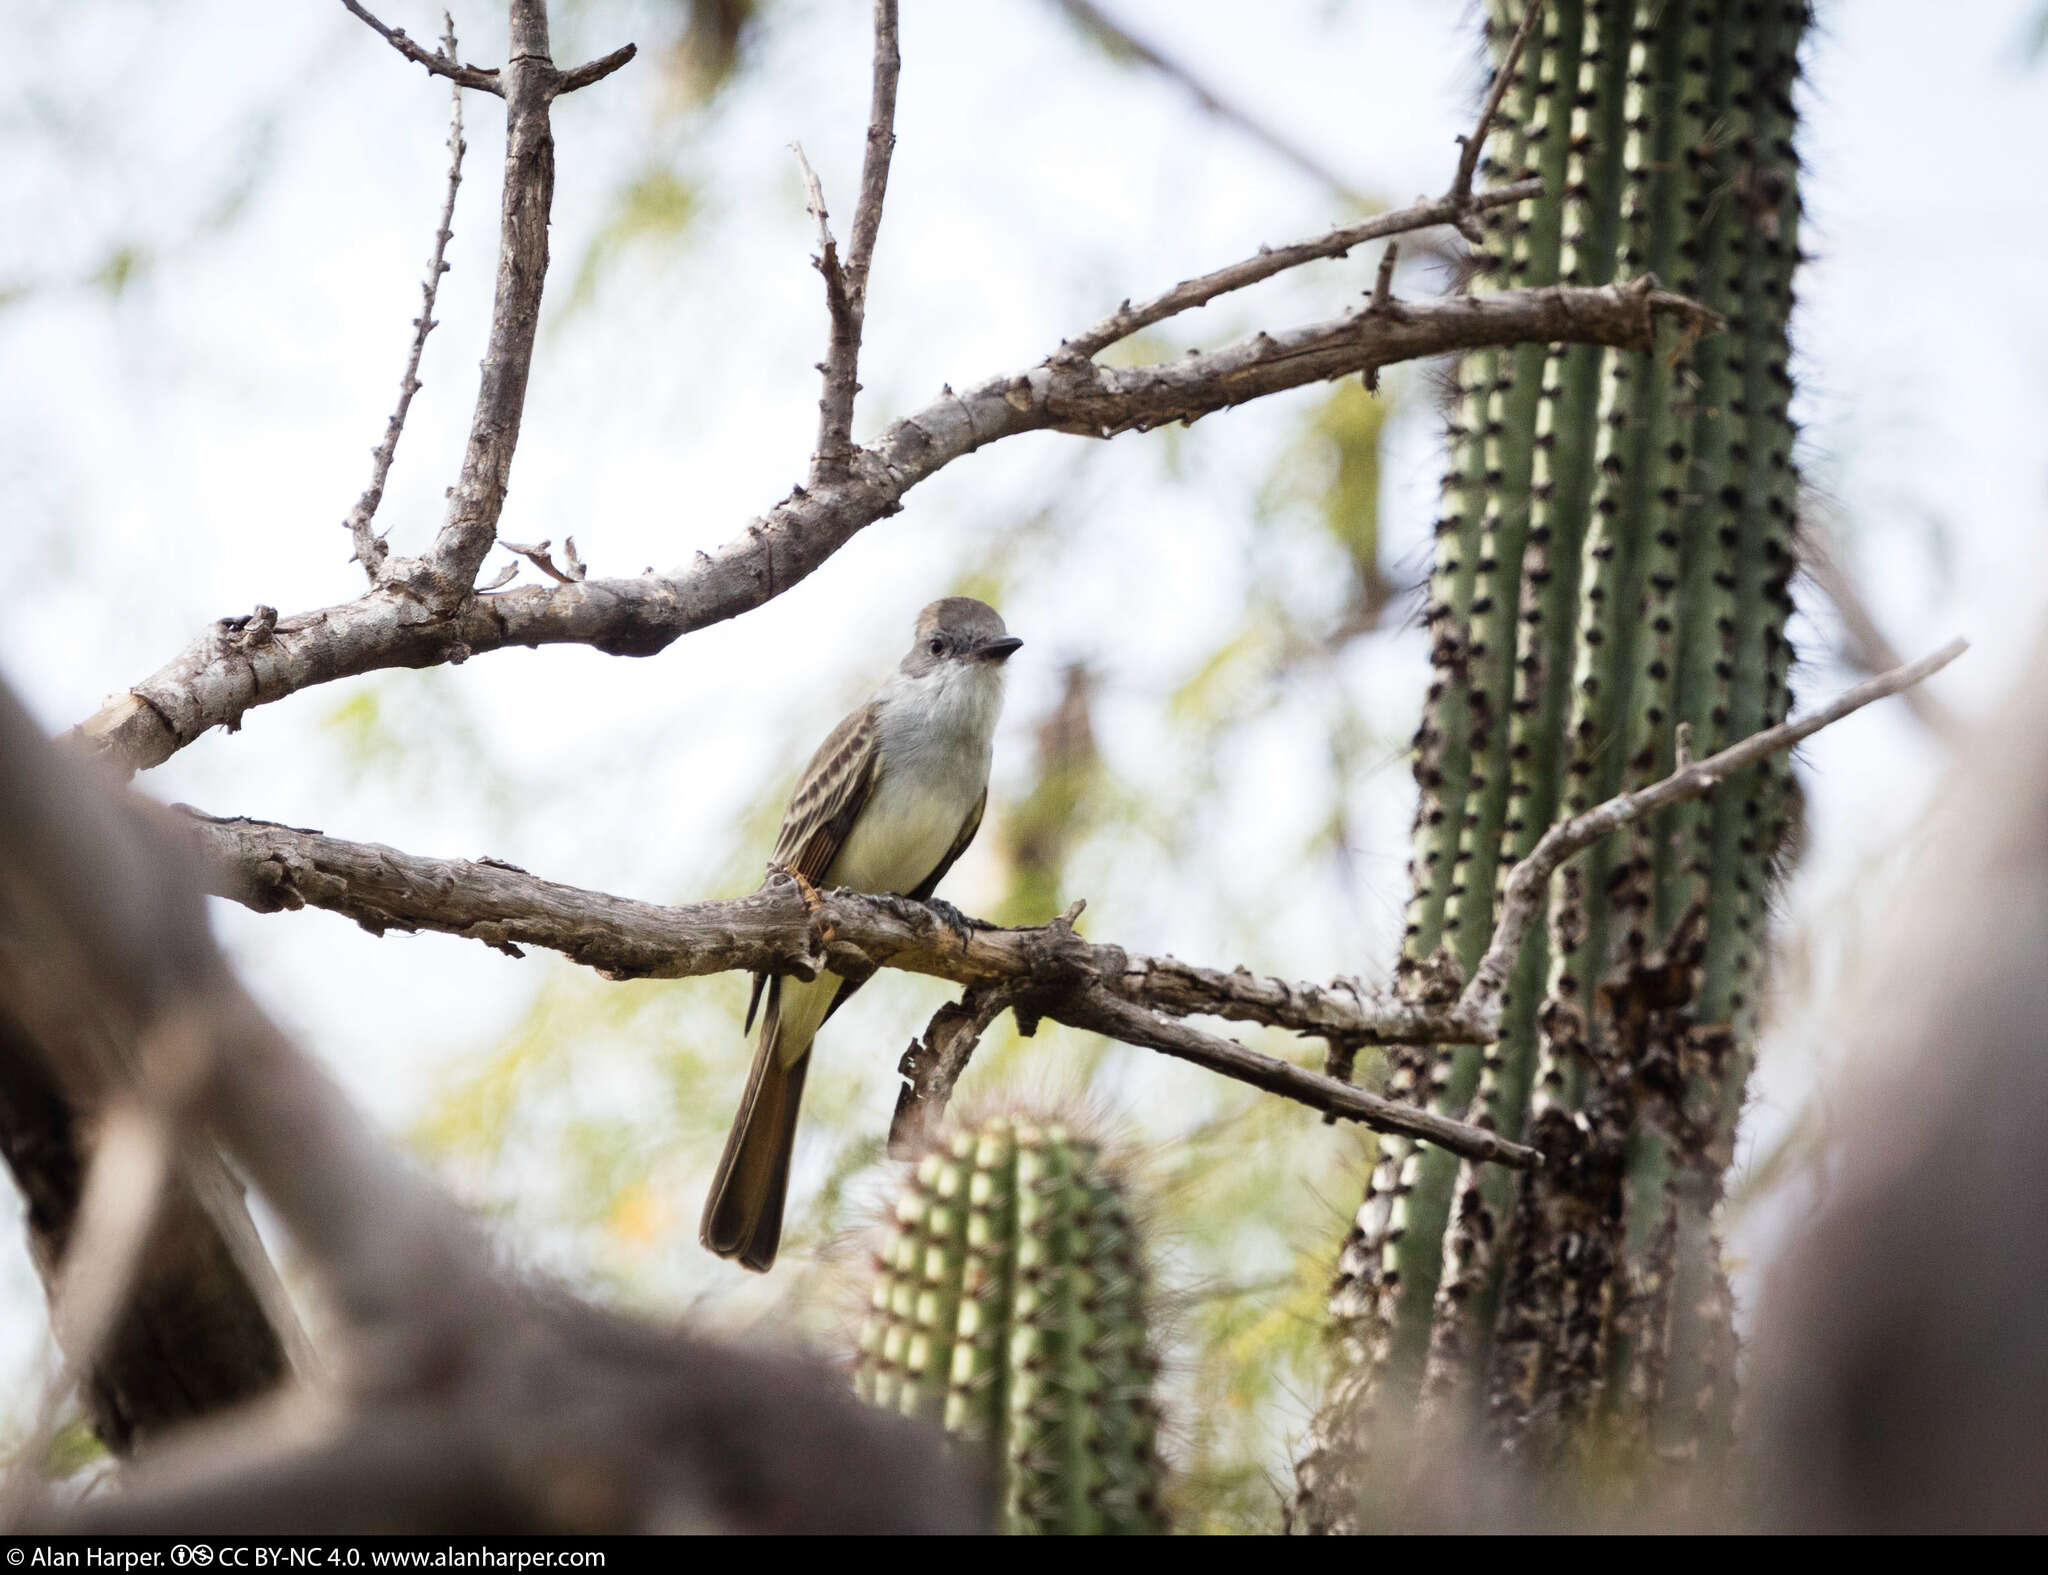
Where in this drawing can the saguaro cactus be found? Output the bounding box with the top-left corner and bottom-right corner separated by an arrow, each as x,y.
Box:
855,1115 -> 1166,1535
1295,0 -> 1805,1525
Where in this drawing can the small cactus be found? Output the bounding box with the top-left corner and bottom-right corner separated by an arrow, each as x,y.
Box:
855,1115 -> 1166,1535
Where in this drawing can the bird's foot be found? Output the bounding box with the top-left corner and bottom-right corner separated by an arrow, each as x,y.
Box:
924,896 -> 980,946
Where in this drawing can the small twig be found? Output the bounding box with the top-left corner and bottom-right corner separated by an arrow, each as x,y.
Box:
1368,241 -> 1399,313
339,0 -> 503,94
1458,639 -> 1971,1031
1063,988 -> 1537,1167
1050,0 -> 1374,207
791,142 -> 850,309
1061,180 -> 1539,361
497,539 -> 580,585
555,42 -> 639,95
804,2 -> 901,484
344,15 -> 466,585
1450,0 -> 1545,212
1362,241 -> 1400,392
842,0 -> 900,315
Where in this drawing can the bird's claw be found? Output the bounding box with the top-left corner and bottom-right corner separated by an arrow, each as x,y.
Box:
924,896 -> 978,946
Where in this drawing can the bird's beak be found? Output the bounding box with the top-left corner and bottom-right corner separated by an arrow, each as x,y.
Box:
975,635 -> 1024,663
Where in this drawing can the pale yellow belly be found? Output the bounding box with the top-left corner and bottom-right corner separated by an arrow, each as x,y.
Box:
772,766 -> 979,1068
825,769 -> 974,897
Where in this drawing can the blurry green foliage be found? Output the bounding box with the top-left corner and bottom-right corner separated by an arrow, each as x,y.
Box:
565,165 -> 702,314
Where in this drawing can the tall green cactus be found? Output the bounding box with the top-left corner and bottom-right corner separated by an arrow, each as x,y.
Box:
1298,0 -> 1805,1522
855,1115 -> 1166,1535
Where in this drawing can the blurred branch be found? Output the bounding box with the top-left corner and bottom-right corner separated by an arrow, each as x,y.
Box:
0,670 -> 976,1532
1796,506 -> 1964,741
1749,617 -> 2048,1531
75,275 -> 1701,776
1048,0 -> 1376,206
345,16 -> 466,587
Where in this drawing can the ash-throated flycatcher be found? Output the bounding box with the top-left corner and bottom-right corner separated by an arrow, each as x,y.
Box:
700,597 -> 1022,1271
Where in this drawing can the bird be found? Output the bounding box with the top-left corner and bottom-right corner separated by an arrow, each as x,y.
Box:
700,596 -> 1022,1271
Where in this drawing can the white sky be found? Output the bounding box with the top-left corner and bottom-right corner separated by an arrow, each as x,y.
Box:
1,0 -> 2044,1451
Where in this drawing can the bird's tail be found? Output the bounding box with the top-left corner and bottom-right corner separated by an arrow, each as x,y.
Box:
700,998 -> 813,1273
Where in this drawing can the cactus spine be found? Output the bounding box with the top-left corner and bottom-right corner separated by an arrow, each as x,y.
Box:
1298,0 -> 1807,1522
855,1116 -> 1165,1534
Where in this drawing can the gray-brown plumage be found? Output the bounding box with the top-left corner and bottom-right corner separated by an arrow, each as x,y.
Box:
701,598 -> 1020,1270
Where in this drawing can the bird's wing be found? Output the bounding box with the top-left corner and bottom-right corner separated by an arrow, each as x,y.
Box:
746,702 -> 882,1035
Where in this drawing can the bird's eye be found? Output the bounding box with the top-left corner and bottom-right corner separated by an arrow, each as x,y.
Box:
928,637 -> 945,656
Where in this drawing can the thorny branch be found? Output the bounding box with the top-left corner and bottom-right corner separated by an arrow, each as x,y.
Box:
186,814 -> 1532,1166
340,1 -> 503,94
179,641 -> 1958,1171
338,1 -> 634,98
1449,0 -> 1545,227
344,14 -> 466,586
75,1 -> 1635,778
336,2 -> 636,615
802,1 -> 900,483
1060,181 -> 1540,361
1456,638 -> 1970,1028
75,276 -> 1696,775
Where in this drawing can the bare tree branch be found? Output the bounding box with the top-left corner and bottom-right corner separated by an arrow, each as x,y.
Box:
345,16 -> 466,586
75,276 -> 1703,776
1061,180 -> 1539,361
339,1 -> 503,95
1456,638 -> 1970,1028
554,42 -> 638,95
1450,0 -> 1544,218
888,977 -> 1023,1159
176,642 -> 1961,1170
803,1 -> 900,483
415,0 -> 558,609
184,812 -> 1530,1164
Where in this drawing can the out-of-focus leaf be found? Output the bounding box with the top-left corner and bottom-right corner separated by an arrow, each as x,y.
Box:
90,243 -> 145,297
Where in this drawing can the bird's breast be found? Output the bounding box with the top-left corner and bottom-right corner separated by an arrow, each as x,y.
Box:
827,733 -> 987,896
